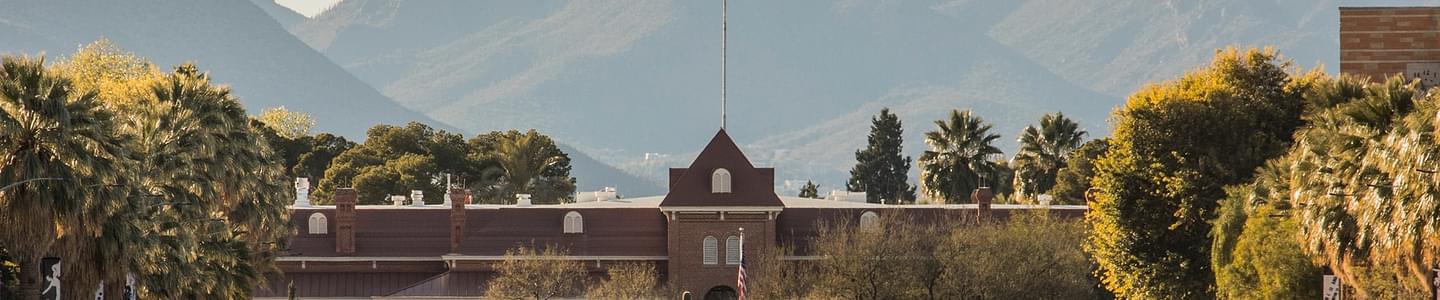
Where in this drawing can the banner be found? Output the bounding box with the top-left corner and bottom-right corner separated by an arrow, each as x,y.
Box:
1323,275 -> 1341,300
40,257 -> 59,300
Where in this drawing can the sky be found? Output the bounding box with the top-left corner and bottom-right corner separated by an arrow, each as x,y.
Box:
275,0 -> 343,17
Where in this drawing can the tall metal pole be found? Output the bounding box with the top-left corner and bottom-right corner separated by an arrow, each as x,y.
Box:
721,0 -> 728,130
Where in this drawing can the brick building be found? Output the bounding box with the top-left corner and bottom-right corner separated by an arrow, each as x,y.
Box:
1340,6 -> 1440,86
254,129 -> 1085,299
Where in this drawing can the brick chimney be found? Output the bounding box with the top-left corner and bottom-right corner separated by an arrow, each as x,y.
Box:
449,188 -> 469,254
335,188 -> 357,255
971,187 -> 993,221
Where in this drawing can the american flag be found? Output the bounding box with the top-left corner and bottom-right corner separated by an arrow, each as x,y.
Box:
737,229 -> 748,300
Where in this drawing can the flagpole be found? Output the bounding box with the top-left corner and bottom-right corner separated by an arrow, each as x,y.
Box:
721,0 -> 727,130
737,227 -> 746,300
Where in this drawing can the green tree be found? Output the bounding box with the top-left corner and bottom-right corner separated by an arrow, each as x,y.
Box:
0,55 -> 125,300
468,130 -> 575,204
1049,139 -> 1108,205
847,108 -> 914,203
1211,159 -> 1321,299
0,248 -> 18,299
292,133 -> 356,182
799,180 -> 821,199
485,244 -> 587,300
918,109 -> 1002,204
1012,112 -> 1086,199
316,122 -> 467,204
52,38 -> 159,109
257,106 -> 315,140
1087,48 -> 1306,299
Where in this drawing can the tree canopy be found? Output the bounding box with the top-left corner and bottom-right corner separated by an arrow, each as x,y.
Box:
1275,74 -> 1440,297
257,106 -> 316,140
315,122 -> 467,204
1049,139 -> 1107,205
1087,47 -> 1307,299
847,108 -> 915,203
918,109 -> 1003,204
1,41 -> 293,298
799,180 -> 821,199
1011,112 -> 1086,199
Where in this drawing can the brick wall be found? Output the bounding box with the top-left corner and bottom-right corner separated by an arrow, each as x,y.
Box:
1339,7 -> 1440,85
665,211 -> 776,296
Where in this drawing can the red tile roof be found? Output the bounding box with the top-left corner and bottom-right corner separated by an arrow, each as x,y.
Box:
255,271 -> 440,298
286,207 -> 669,258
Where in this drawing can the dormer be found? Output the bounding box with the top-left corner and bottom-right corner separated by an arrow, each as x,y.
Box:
660,129 -> 783,208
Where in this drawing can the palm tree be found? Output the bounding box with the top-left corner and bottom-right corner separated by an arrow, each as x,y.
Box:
486,130 -> 568,201
918,109 -> 1003,204
1286,75 -> 1440,296
1012,112 -> 1086,199
57,64 -> 288,298
141,64 -> 289,298
0,55 -> 124,300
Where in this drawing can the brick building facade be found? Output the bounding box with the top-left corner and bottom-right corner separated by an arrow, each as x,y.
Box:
254,129 -> 1085,299
1340,7 -> 1440,86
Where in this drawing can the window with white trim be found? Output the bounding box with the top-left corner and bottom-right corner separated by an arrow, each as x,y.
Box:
308,212 -> 327,235
726,236 -> 741,265
703,236 -> 719,265
712,168 -> 732,194
563,211 -> 584,233
860,211 -> 879,231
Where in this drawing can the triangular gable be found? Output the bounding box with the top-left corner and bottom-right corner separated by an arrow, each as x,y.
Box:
660,129 -> 784,207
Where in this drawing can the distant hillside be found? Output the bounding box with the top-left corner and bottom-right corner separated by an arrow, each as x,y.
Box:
284,0 -> 1440,192
0,0 -> 663,196
251,0 -> 307,28
0,0 -> 447,139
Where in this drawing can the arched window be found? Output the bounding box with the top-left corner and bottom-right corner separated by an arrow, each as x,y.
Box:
712,168 -> 732,194
703,236 -> 719,265
308,212 -> 328,235
563,211 -> 584,234
860,211 -> 879,231
725,236 -> 741,265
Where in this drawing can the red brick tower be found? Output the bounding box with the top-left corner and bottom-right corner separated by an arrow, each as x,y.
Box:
660,129 -> 783,297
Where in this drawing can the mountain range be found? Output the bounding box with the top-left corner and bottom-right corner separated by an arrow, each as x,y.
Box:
277,0 -> 1440,194
5,0 -> 1438,197
0,0 -> 664,196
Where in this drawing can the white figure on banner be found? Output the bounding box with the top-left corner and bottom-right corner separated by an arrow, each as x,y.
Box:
42,262 -> 60,299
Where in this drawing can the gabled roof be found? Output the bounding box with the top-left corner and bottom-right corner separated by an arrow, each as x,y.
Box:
660,129 -> 783,207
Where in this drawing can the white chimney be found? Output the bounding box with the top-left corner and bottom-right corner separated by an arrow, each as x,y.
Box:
410,190 -> 425,206
443,190 -> 453,206
294,178 -> 311,207
391,195 -> 407,206
516,194 -> 533,207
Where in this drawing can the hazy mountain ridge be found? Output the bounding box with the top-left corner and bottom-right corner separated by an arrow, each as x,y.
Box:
251,0 -> 306,28
0,0 -> 665,196
278,0 -> 1440,192
0,0 -> 446,140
